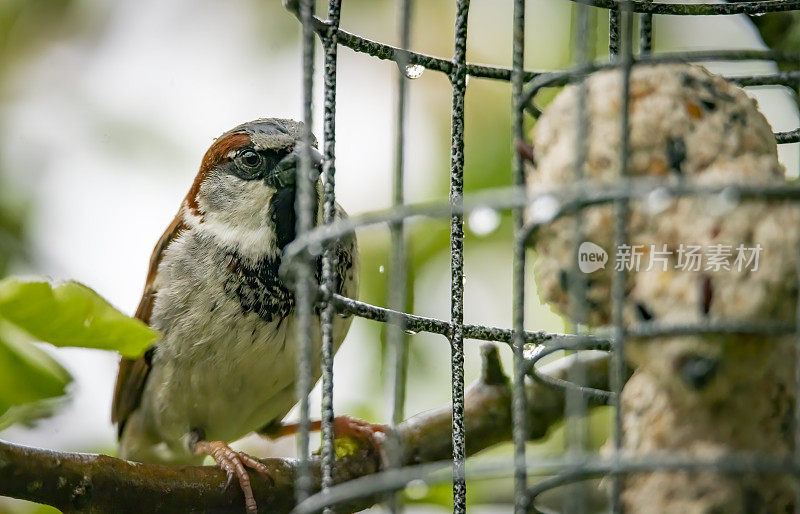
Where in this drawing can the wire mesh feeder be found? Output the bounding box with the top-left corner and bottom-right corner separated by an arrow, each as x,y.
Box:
280,0 -> 800,513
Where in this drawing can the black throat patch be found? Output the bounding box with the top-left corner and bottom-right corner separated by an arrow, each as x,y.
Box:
219,186 -> 354,324
269,185 -> 320,250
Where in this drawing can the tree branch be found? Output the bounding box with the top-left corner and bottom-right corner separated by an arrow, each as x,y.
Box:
0,345 -> 610,513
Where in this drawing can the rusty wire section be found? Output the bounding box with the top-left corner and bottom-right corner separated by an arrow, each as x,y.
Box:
284,0 -> 800,513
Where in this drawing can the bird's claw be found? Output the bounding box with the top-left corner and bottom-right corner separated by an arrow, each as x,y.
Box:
261,415 -> 394,468
195,440 -> 269,514
333,415 -> 392,467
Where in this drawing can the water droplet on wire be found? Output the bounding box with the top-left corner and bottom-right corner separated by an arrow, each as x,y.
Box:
405,479 -> 429,500
468,207 -> 501,236
378,265 -> 385,273
529,195 -> 560,224
707,186 -> 740,216
645,187 -> 673,215
405,64 -> 425,79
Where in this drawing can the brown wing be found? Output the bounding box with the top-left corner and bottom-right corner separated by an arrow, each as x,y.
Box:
111,212 -> 186,437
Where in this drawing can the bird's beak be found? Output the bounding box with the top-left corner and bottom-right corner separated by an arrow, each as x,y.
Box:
271,142 -> 322,189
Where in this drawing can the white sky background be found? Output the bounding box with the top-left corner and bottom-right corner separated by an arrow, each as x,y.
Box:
0,2 -> 798,512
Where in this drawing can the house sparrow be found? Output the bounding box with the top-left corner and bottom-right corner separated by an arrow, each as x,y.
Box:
112,119 -> 374,513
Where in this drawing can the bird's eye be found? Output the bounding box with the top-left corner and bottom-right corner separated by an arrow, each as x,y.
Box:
234,149 -> 264,178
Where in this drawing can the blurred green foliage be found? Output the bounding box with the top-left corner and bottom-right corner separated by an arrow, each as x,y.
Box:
753,14 -> 800,54
0,277 -> 159,428
0,4 -> 82,513
0,179 -> 28,278
0,278 -> 160,358
0,0 -> 83,278
0,321 -> 71,431
0,0 -> 76,76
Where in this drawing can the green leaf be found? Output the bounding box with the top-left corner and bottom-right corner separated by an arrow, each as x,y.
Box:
0,324 -> 72,427
0,396 -> 70,432
0,276 -> 159,358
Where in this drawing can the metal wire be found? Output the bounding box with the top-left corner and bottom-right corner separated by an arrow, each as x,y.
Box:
640,8 -> 652,55
573,0 -> 800,15
319,1 -> 342,510
293,452 -> 800,514
796,189 -> 800,514
609,6 -> 620,57
795,43 -> 800,514
609,4 -> 633,511
449,1 -> 470,511
386,1 -> 413,512
284,0 -> 800,512
294,0 -> 316,504
564,4 -> 593,513
389,0 -> 412,433
511,0 -> 527,511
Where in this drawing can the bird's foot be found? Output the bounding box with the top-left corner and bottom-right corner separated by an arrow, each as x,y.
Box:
332,415 -> 390,462
260,415 -> 391,466
194,440 -> 269,514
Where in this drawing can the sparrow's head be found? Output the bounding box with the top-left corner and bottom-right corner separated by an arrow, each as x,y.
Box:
183,118 -> 322,258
